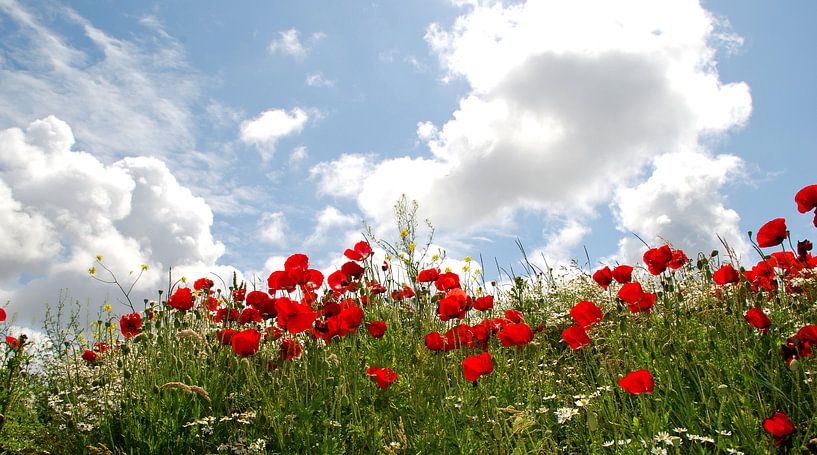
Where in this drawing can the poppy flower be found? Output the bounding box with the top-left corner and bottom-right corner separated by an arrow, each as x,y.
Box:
592,266 -> 613,289
367,367 -> 398,390
214,307 -> 240,323
795,185 -> 817,213
473,295 -> 494,311
462,352 -> 494,382
168,287 -> 194,311
797,240 -> 813,262
344,240 -> 373,261
5,336 -> 22,350
246,290 -> 272,308
232,288 -> 246,302
417,267 -> 441,283
611,265 -> 633,284
275,298 -> 318,334
341,261 -> 365,280
562,324 -> 591,350
239,307 -> 263,325
327,270 -> 350,295
119,312 -> 142,338
367,321 -> 387,338
279,337 -> 302,361
339,305 -> 364,332
504,309 -> 525,323
425,332 -> 447,351
617,282 -> 656,313
796,325 -> 817,344
444,324 -> 474,349
618,369 -> 654,394
268,254 -> 324,293
667,249 -> 688,270
194,277 -> 214,291
763,411 -> 795,446
81,349 -> 98,363
570,300 -> 603,328
756,218 -> 788,248
93,342 -> 109,353
713,264 -> 740,285
643,245 -> 673,275
498,323 -> 533,349
745,308 -> 771,332
0,307 -> 6,322
434,272 -> 461,291
217,328 -> 237,345
231,329 -> 261,357
438,289 -> 469,321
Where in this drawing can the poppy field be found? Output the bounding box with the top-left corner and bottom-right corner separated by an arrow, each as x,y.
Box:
1,186 -> 817,454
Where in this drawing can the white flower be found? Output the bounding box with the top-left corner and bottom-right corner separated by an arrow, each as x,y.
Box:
651,448 -> 667,455
555,407 -> 579,424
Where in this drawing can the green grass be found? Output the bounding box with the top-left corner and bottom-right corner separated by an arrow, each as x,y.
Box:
1,243 -> 817,454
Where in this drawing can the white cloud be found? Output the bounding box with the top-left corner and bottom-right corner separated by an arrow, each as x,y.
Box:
289,145 -> 308,164
304,206 -> 359,248
312,0 -> 751,263
268,29 -> 325,57
239,108 -> 309,159
256,212 -> 288,246
310,153 -> 376,198
0,1 -> 200,161
0,117 -> 235,327
305,72 -> 335,87
612,150 -> 748,264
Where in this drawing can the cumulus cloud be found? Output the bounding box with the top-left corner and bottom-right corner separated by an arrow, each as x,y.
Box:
256,212 -> 288,246
240,108 -> 309,159
0,117 -> 235,327
304,206 -> 359,248
268,29 -> 325,57
612,151 -> 748,263
312,0 -> 751,262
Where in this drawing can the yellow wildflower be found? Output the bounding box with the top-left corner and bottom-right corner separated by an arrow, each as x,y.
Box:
88,267 -> 96,276
408,243 -> 416,251
400,229 -> 408,239
102,304 -> 112,312
141,263 -> 149,271
464,256 -> 472,263
96,255 -> 103,262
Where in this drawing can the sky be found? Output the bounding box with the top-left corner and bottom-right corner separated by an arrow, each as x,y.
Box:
0,0 -> 815,328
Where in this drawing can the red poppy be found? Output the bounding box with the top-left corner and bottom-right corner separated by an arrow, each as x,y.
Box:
341,261 -> 365,280
344,240 -> 373,261
119,312 -> 142,338
81,349 -> 98,363
5,336 -> 21,350
462,352 -> 494,382
239,307 -> 263,325
562,324 -> 591,350
756,218 -> 788,248
434,272 -> 461,291
745,308 -> 771,332
232,288 -> 246,302
279,337 -> 302,361
339,304 -> 364,332
438,289 -> 469,321
275,298 -> 318,334
367,367 -> 398,390
444,324 -> 474,350
327,270 -> 351,295
504,309 -> 525,323
417,267 -> 441,283
217,328 -> 237,345
617,282 -> 656,313
643,245 -> 673,275
498,323 -> 533,349
194,277 -> 214,291
268,254 -> 324,293
618,369 -> 654,394
93,342 -> 109,353
667,249 -> 688,270
795,185 -> 817,213
763,411 -> 795,446
0,307 -> 6,322
473,295 -> 494,311
611,265 -> 633,284
246,290 -> 271,308
391,285 -> 415,301
168,287 -> 194,311
797,325 -> 817,344
367,321 -> 387,338
570,300 -> 603,328
797,240 -> 813,262
214,307 -> 240,323
425,332 -> 447,351
592,266 -> 613,289
231,329 -> 261,357
713,264 -> 740,285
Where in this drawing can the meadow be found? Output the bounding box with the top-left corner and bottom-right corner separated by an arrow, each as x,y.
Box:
1,186 -> 816,454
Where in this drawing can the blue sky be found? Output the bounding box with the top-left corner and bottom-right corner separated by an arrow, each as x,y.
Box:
0,0 -> 815,326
